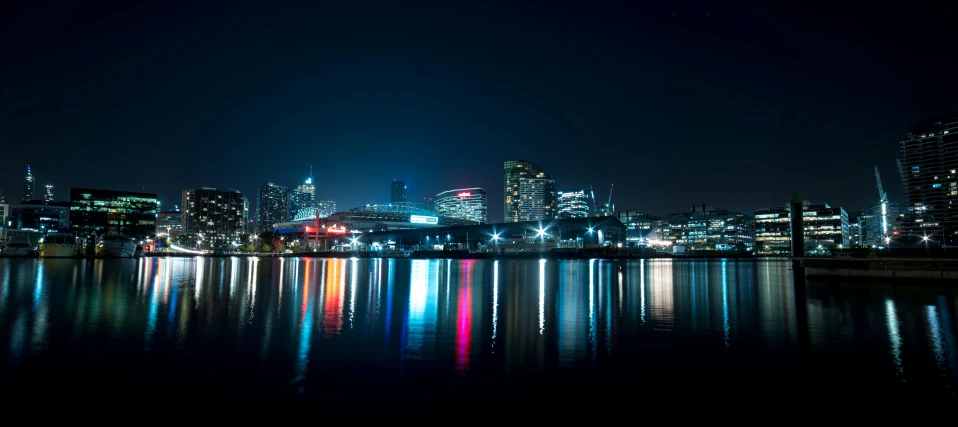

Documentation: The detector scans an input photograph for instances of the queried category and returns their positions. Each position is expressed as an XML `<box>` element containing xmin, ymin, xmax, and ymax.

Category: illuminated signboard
<box><xmin>410</xmin><ymin>215</ymin><xmax>439</xmax><ymax>224</ymax></box>
<box><xmin>327</xmin><ymin>225</ymin><xmax>348</xmax><ymax>234</ymax></box>
<box><xmin>458</xmin><ymin>192</ymin><xmax>471</xmax><ymax>198</ymax></box>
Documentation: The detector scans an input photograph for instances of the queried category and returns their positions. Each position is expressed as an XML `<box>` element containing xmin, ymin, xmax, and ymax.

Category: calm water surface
<box><xmin>1</xmin><ymin>257</ymin><xmax>956</xmax><ymax>403</ymax></box>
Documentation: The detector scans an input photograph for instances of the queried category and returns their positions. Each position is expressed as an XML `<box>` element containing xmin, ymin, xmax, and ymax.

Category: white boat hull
<box><xmin>39</xmin><ymin>243</ymin><xmax>79</xmax><ymax>258</ymax></box>
<box><xmin>96</xmin><ymin>241</ymin><xmax>136</xmax><ymax>258</ymax></box>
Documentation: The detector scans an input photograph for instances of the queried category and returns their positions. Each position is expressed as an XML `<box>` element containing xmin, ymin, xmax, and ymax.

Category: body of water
<box><xmin>1</xmin><ymin>257</ymin><xmax>956</xmax><ymax>403</ymax></box>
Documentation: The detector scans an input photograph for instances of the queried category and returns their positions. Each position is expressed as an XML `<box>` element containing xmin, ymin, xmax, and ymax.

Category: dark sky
<box><xmin>2</xmin><ymin>1</ymin><xmax>956</xmax><ymax>222</ymax></box>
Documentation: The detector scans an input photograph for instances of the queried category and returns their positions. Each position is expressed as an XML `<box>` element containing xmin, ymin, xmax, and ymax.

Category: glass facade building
<box><xmin>897</xmin><ymin>112</ymin><xmax>958</xmax><ymax>244</ymax></box>
<box><xmin>434</xmin><ymin>188</ymin><xmax>488</xmax><ymax>223</ymax></box>
<box><xmin>504</xmin><ymin>160</ymin><xmax>553</xmax><ymax>223</ymax></box>
<box><xmin>518</xmin><ymin>177</ymin><xmax>556</xmax><ymax>222</ymax></box>
<box><xmin>663</xmin><ymin>205</ymin><xmax>754</xmax><ymax>250</ymax></box>
<box><xmin>182</xmin><ymin>188</ymin><xmax>247</xmax><ymax>243</ymax></box>
<box><xmin>10</xmin><ymin>201</ymin><xmax>70</xmax><ymax>234</ymax></box>
<box><xmin>257</xmin><ymin>183</ymin><xmax>289</xmax><ymax>233</ymax></box>
<box><xmin>557</xmin><ymin>189</ymin><xmax>590</xmax><ymax>218</ymax></box>
<box><xmin>755</xmin><ymin>201</ymin><xmax>849</xmax><ymax>251</ymax></box>
<box><xmin>69</xmin><ymin>188</ymin><xmax>159</xmax><ymax>238</ymax></box>
<box><xmin>44</xmin><ymin>184</ymin><xmax>54</xmax><ymax>202</ymax></box>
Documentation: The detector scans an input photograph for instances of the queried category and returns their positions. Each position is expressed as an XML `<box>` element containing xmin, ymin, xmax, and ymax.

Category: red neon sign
<box><xmin>327</xmin><ymin>226</ymin><xmax>347</xmax><ymax>235</ymax></box>
<box><xmin>458</xmin><ymin>192</ymin><xmax>471</xmax><ymax>198</ymax></box>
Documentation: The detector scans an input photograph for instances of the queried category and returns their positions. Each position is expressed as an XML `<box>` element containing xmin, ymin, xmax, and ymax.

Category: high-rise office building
<box><xmin>557</xmin><ymin>189</ymin><xmax>590</xmax><ymax>218</ymax></box>
<box><xmin>23</xmin><ymin>165</ymin><xmax>34</xmax><ymax>202</ymax></box>
<box><xmin>391</xmin><ymin>180</ymin><xmax>406</xmax><ymax>204</ymax></box>
<box><xmin>257</xmin><ymin>183</ymin><xmax>289</xmax><ymax>233</ymax></box>
<box><xmin>316</xmin><ymin>200</ymin><xmax>337</xmax><ymax>218</ymax></box>
<box><xmin>182</xmin><ymin>188</ymin><xmax>247</xmax><ymax>243</ymax></box>
<box><xmin>289</xmin><ymin>178</ymin><xmax>314</xmax><ymax>220</ymax></box>
<box><xmin>859</xmin><ymin>203</ymin><xmax>900</xmax><ymax>247</ymax></box>
<box><xmin>518</xmin><ymin>177</ymin><xmax>557</xmax><ymax>222</ymax></box>
<box><xmin>69</xmin><ymin>188</ymin><xmax>158</xmax><ymax>238</ymax></box>
<box><xmin>897</xmin><ymin>111</ymin><xmax>958</xmax><ymax>243</ymax></box>
<box><xmin>504</xmin><ymin>160</ymin><xmax>553</xmax><ymax>222</ymax></box>
<box><xmin>44</xmin><ymin>184</ymin><xmax>54</xmax><ymax>202</ymax></box>
<box><xmin>297</xmin><ymin>175</ymin><xmax>316</xmax><ymax>204</ymax></box>
<box><xmin>435</xmin><ymin>188</ymin><xmax>487</xmax><ymax>223</ymax></box>
<box><xmin>755</xmin><ymin>201</ymin><xmax>849</xmax><ymax>251</ymax></box>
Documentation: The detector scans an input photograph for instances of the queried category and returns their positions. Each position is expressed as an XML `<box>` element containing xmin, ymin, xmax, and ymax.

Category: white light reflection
<box><xmin>885</xmin><ymin>299</ymin><xmax>904</xmax><ymax>381</ymax></box>
<box><xmin>589</xmin><ymin>259</ymin><xmax>596</xmax><ymax>358</ymax></box>
<box><xmin>539</xmin><ymin>259</ymin><xmax>546</xmax><ymax>335</ymax></box>
<box><xmin>722</xmin><ymin>260</ymin><xmax>729</xmax><ymax>348</ymax></box>
<box><xmin>230</xmin><ymin>257</ymin><xmax>239</xmax><ymax>299</ymax></box>
<box><xmin>618</xmin><ymin>268</ymin><xmax>623</xmax><ymax>318</ymax></box>
<box><xmin>492</xmin><ymin>260</ymin><xmax>499</xmax><ymax>347</ymax></box>
<box><xmin>640</xmin><ymin>261</ymin><xmax>646</xmax><ymax>324</ymax></box>
<box><xmin>249</xmin><ymin>257</ymin><xmax>259</xmax><ymax>315</ymax></box>
<box><xmin>927</xmin><ymin>306</ymin><xmax>946</xmax><ymax>373</ymax></box>
<box><xmin>406</xmin><ymin>260</ymin><xmax>438</xmax><ymax>360</ymax></box>
<box><xmin>194</xmin><ymin>258</ymin><xmax>204</xmax><ymax>308</ymax></box>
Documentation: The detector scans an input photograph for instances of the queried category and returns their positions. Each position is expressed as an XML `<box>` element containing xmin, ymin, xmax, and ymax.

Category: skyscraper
<box><xmin>23</xmin><ymin>165</ymin><xmax>34</xmax><ymax>202</ymax></box>
<box><xmin>435</xmin><ymin>188</ymin><xmax>487</xmax><ymax>223</ymax></box>
<box><xmin>557</xmin><ymin>189</ymin><xmax>590</xmax><ymax>218</ymax></box>
<box><xmin>897</xmin><ymin>111</ymin><xmax>958</xmax><ymax>243</ymax></box>
<box><xmin>257</xmin><ymin>183</ymin><xmax>289</xmax><ymax>233</ymax></box>
<box><xmin>391</xmin><ymin>180</ymin><xmax>406</xmax><ymax>204</ymax></box>
<box><xmin>297</xmin><ymin>174</ymin><xmax>316</xmax><ymax>204</ymax></box>
<box><xmin>518</xmin><ymin>177</ymin><xmax>557</xmax><ymax>221</ymax></box>
<box><xmin>182</xmin><ymin>188</ymin><xmax>247</xmax><ymax>244</ymax></box>
<box><xmin>316</xmin><ymin>200</ymin><xmax>337</xmax><ymax>218</ymax></box>
<box><xmin>504</xmin><ymin>160</ymin><xmax>553</xmax><ymax>222</ymax></box>
<box><xmin>44</xmin><ymin>184</ymin><xmax>54</xmax><ymax>202</ymax></box>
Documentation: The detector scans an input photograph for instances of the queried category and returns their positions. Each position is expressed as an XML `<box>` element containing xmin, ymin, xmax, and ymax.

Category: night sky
<box><xmin>2</xmin><ymin>1</ymin><xmax>956</xmax><ymax>222</ymax></box>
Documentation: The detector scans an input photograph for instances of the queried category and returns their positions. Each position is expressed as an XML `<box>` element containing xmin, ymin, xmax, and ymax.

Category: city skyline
<box><xmin>3</xmin><ymin>3</ymin><xmax>957</xmax><ymax>221</ymax></box>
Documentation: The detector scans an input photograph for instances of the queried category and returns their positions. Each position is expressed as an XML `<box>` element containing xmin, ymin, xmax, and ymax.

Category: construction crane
<box><xmin>589</xmin><ymin>184</ymin><xmax>598</xmax><ymax>216</ymax></box>
<box><xmin>605</xmin><ymin>183</ymin><xmax>614</xmax><ymax>216</ymax></box>
<box><xmin>875</xmin><ymin>166</ymin><xmax>889</xmax><ymax>241</ymax></box>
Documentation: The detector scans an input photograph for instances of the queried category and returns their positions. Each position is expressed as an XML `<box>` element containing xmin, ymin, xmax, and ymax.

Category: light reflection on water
<box><xmin>0</xmin><ymin>257</ymin><xmax>957</xmax><ymax>398</ymax></box>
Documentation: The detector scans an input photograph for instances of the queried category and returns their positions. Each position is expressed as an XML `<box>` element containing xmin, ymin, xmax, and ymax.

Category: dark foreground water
<box><xmin>1</xmin><ymin>257</ymin><xmax>956</xmax><ymax>404</ymax></box>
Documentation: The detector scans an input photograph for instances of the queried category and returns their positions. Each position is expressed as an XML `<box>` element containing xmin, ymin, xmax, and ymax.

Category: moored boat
<box><xmin>39</xmin><ymin>233</ymin><xmax>79</xmax><ymax>258</ymax></box>
<box><xmin>96</xmin><ymin>234</ymin><xmax>136</xmax><ymax>258</ymax></box>
<box><xmin>2</xmin><ymin>234</ymin><xmax>36</xmax><ymax>257</ymax></box>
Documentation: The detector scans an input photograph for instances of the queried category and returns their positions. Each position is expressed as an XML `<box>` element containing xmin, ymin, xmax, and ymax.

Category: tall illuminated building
<box><xmin>557</xmin><ymin>189</ymin><xmax>589</xmax><ymax>218</ymax></box>
<box><xmin>897</xmin><ymin>111</ymin><xmax>958</xmax><ymax>243</ymax></box>
<box><xmin>504</xmin><ymin>160</ymin><xmax>554</xmax><ymax>222</ymax></box>
<box><xmin>182</xmin><ymin>188</ymin><xmax>247</xmax><ymax>243</ymax></box>
<box><xmin>297</xmin><ymin>171</ymin><xmax>316</xmax><ymax>203</ymax></box>
<box><xmin>44</xmin><ymin>184</ymin><xmax>55</xmax><ymax>202</ymax></box>
<box><xmin>435</xmin><ymin>188</ymin><xmax>487</xmax><ymax>223</ymax></box>
<box><xmin>23</xmin><ymin>165</ymin><xmax>34</xmax><ymax>202</ymax></box>
<box><xmin>518</xmin><ymin>177</ymin><xmax>556</xmax><ymax>221</ymax></box>
<box><xmin>289</xmin><ymin>176</ymin><xmax>315</xmax><ymax>220</ymax></box>
<box><xmin>391</xmin><ymin>180</ymin><xmax>406</xmax><ymax>204</ymax></box>
<box><xmin>257</xmin><ymin>183</ymin><xmax>289</xmax><ymax>233</ymax></box>
<box><xmin>69</xmin><ymin>187</ymin><xmax>158</xmax><ymax>238</ymax></box>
